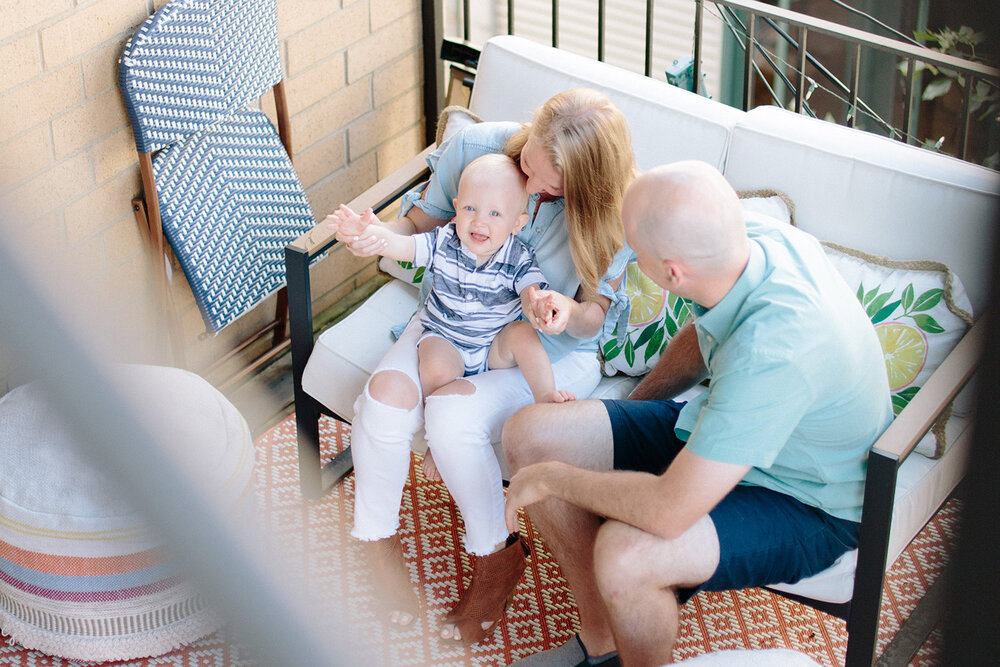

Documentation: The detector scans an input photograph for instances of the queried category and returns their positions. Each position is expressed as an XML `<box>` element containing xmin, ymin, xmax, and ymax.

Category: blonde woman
<box><xmin>331</xmin><ymin>88</ymin><xmax>636</xmax><ymax>644</ymax></box>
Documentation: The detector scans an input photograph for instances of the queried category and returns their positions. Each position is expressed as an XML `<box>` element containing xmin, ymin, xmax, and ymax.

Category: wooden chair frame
<box><xmin>131</xmin><ymin>81</ymin><xmax>297</xmax><ymax>391</ymax></box>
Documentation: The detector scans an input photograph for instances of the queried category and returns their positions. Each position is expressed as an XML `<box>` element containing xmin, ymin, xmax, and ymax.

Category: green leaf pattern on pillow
<box><xmin>395</xmin><ymin>260</ymin><xmax>425</xmax><ymax>284</ymax></box>
<box><xmin>601</xmin><ymin>264</ymin><xmax>693</xmax><ymax>376</ymax></box>
<box><xmin>824</xmin><ymin>241</ymin><xmax>974</xmax><ymax>459</ymax></box>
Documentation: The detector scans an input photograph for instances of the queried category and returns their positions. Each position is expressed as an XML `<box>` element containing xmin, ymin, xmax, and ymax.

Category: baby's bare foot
<box><xmin>421</xmin><ymin>448</ymin><xmax>442</xmax><ymax>482</ymax></box>
<box><xmin>540</xmin><ymin>389</ymin><xmax>576</xmax><ymax>403</ymax></box>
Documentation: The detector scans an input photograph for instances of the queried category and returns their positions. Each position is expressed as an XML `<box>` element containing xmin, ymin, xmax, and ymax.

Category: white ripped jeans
<box><xmin>350</xmin><ymin>317</ymin><xmax>601</xmax><ymax>555</ymax></box>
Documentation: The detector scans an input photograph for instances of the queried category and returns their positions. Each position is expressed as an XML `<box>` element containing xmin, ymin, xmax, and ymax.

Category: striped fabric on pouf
<box><xmin>0</xmin><ymin>365</ymin><xmax>255</xmax><ymax>662</ymax></box>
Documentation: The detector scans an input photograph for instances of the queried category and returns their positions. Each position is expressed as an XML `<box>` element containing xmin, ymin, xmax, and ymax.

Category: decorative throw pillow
<box><xmin>600</xmin><ymin>190</ymin><xmax>795</xmax><ymax>377</ymax></box>
<box><xmin>600</xmin><ymin>263</ymin><xmax>695</xmax><ymax>376</ymax></box>
<box><xmin>822</xmin><ymin>241</ymin><xmax>974</xmax><ymax>458</ymax></box>
<box><xmin>379</xmin><ymin>106</ymin><xmax>483</xmax><ymax>285</ymax></box>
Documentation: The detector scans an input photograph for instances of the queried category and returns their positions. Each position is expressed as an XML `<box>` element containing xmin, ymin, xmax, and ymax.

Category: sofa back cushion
<box><xmin>471</xmin><ymin>35</ymin><xmax>744</xmax><ymax>172</ymax></box>
<box><xmin>724</xmin><ymin>105</ymin><xmax>1000</xmax><ymax>313</ymax></box>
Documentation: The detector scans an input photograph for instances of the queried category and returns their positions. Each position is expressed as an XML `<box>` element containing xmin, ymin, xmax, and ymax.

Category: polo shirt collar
<box><xmin>693</xmin><ymin>240</ymin><xmax>765</xmax><ymax>342</ymax></box>
<box><xmin>446</xmin><ymin>225</ymin><xmax>508</xmax><ymax>270</ymax></box>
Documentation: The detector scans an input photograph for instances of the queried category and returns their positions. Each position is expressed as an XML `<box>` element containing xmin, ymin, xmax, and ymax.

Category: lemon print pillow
<box><xmin>601</xmin><ymin>263</ymin><xmax>694</xmax><ymax>376</ymax></box>
<box><xmin>822</xmin><ymin>241</ymin><xmax>974</xmax><ymax>457</ymax></box>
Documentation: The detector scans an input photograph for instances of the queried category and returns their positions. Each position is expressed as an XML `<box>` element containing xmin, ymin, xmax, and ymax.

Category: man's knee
<box><xmin>367</xmin><ymin>370</ymin><xmax>419</xmax><ymax>410</ymax></box>
<box><xmin>501</xmin><ymin>403</ymin><xmax>550</xmax><ymax>471</ymax></box>
<box><xmin>593</xmin><ymin>520</ymin><xmax>652</xmax><ymax>602</ymax></box>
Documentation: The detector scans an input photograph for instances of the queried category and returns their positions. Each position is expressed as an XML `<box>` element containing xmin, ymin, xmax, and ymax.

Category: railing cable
<box><xmin>708</xmin><ymin>2</ymin><xmax>901</xmax><ymax>137</ymax></box>
<box><xmin>824</xmin><ymin>0</ymin><xmax>924</xmax><ymax>48</ymax></box>
<box><xmin>717</xmin><ymin>4</ymin><xmax>816</xmax><ymax>118</ymax></box>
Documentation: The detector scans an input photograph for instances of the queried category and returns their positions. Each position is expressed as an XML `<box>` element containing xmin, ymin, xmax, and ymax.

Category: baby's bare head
<box><xmin>460</xmin><ymin>153</ymin><xmax>529</xmax><ymax>212</ymax></box>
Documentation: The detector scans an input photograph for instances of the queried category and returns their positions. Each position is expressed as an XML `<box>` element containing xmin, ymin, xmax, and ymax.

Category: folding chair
<box><xmin>119</xmin><ymin>0</ymin><xmax>314</xmax><ymax>387</ymax></box>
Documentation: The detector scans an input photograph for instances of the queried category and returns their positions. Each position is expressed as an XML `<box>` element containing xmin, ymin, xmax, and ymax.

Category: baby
<box><xmin>328</xmin><ymin>153</ymin><xmax>575</xmax><ymax>479</ymax></box>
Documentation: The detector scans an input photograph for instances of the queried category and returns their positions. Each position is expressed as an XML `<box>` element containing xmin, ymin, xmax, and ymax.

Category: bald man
<box><xmin>503</xmin><ymin>161</ymin><xmax>892</xmax><ymax>666</ymax></box>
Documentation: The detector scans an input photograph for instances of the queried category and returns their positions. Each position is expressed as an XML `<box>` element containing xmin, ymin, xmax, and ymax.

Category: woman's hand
<box><xmin>524</xmin><ymin>286</ymin><xmax>574</xmax><ymax>335</ymax></box>
<box><xmin>325</xmin><ymin>205</ymin><xmax>386</xmax><ymax>257</ymax></box>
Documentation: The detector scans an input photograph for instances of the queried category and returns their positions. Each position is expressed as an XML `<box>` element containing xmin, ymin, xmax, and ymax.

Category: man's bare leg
<box><xmin>502</xmin><ymin>400</ymin><xmax>617</xmax><ymax>657</ymax></box>
<box><xmin>592</xmin><ymin>516</ymin><xmax>720</xmax><ymax>666</ymax></box>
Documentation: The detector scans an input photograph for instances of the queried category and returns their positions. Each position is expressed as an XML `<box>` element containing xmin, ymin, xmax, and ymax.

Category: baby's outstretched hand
<box><xmin>325</xmin><ymin>204</ymin><xmax>369</xmax><ymax>238</ymax></box>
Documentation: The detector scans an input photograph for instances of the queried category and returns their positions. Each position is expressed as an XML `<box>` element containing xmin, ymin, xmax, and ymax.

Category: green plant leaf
<box><xmin>603</xmin><ymin>339</ymin><xmax>621</xmax><ymax>359</ymax></box>
<box><xmin>413</xmin><ymin>266</ymin><xmax>425</xmax><ymax>283</ymax></box>
<box><xmin>912</xmin><ymin>313</ymin><xmax>945</xmax><ymax>334</ymax></box>
<box><xmin>912</xmin><ymin>288</ymin><xmax>943</xmax><ymax>311</ymax></box>
<box><xmin>866</xmin><ymin>292</ymin><xmax>893</xmax><ymax>318</ymax></box>
<box><xmin>398</xmin><ymin>260</ymin><xmax>413</xmax><ymax>269</ymax></box>
<box><xmin>901</xmin><ymin>283</ymin><xmax>914</xmax><ymax>311</ymax></box>
<box><xmin>863</xmin><ymin>285</ymin><xmax>879</xmax><ymax>305</ymax></box>
<box><xmin>856</xmin><ymin>283</ymin><xmax>865</xmax><ymax>303</ymax></box>
<box><xmin>645</xmin><ymin>327</ymin><xmax>665</xmax><ymax>363</ymax></box>
<box><xmin>871</xmin><ymin>299</ymin><xmax>901</xmax><ymax>324</ymax></box>
<box><xmin>922</xmin><ymin>77</ymin><xmax>953</xmax><ymax>101</ymax></box>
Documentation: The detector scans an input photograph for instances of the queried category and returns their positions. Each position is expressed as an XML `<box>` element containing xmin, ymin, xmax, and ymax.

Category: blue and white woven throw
<box><xmin>119</xmin><ymin>0</ymin><xmax>315</xmax><ymax>333</ymax></box>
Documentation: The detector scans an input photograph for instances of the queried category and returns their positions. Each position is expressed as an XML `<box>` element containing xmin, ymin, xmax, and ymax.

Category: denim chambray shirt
<box><xmin>400</xmin><ymin>121</ymin><xmax>633</xmax><ymax>363</ymax></box>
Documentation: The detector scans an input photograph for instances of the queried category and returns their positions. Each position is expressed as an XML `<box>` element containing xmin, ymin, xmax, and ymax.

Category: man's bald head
<box><xmin>622</xmin><ymin>161</ymin><xmax>749</xmax><ymax>303</ymax></box>
<box><xmin>624</xmin><ymin>161</ymin><xmax>746</xmax><ymax>269</ymax></box>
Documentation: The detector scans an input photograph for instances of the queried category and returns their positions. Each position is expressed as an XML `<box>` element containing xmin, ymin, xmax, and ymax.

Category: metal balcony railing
<box><xmin>421</xmin><ymin>0</ymin><xmax>1000</xmax><ymax>164</ymax></box>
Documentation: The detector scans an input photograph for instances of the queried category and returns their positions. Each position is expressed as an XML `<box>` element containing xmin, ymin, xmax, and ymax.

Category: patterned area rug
<box><xmin>1</xmin><ymin>415</ymin><xmax>956</xmax><ymax>666</ymax></box>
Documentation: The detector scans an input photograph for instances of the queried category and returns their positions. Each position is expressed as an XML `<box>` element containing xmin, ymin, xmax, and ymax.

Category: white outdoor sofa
<box><xmin>284</xmin><ymin>35</ymin><xmax>999</xmax><ymax>666</ymax></box>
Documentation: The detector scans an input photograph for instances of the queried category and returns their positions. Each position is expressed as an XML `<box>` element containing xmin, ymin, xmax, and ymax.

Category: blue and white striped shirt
<box><xmin>414</xmin><ymin>223</ymin><xmax>547</xmax><ymax>353</ymax></box>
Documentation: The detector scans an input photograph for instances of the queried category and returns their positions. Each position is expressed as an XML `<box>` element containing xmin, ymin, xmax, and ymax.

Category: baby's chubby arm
<box><xmin>326</xmin><ymin>205</ymin><xmax>416</xmax><ymax>263</ymax></box>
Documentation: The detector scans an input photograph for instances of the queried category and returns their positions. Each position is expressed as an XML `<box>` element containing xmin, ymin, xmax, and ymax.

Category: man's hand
<box><xmin>524</xmin><ymin>287</ymin><xmax>573</xmax><ymax>335</ymax></box>
<box><xmin>504</xmin><ymin>462</ymin><xmax>559</xmax><ymax>533</ymax></box>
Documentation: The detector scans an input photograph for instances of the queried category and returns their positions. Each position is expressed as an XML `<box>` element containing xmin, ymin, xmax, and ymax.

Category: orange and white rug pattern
<box><xmin>1</xmin><ymin>415</ymin><xmax>954</xmax><ymax>666</ymax></box>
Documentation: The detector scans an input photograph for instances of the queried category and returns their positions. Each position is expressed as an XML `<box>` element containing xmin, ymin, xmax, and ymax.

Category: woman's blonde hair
<box><xmin>505</xmin><ymin>88</ymin><xmax>636</xmax><ymax>296</ymax></box>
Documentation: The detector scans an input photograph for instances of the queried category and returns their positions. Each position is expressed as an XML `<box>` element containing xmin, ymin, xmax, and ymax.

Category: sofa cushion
<box><xmin>822</xmin><ymin>242</ymin><xmax>974</xmax><ymax>457</ymax></box>
<box><xmin>724</xmin><ymin>105</ymin><xmax>1000</xmax><ymax>314</ymax></box>
<box><xmin>471</xmin><ymin>35</ymin><xmax>744</xmax><ymax>172</ymax></box>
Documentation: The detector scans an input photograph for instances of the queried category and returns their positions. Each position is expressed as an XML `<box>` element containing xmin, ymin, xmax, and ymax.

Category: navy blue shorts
<box><xmin>602</xmin><ymin>398</ymin><xmax>860</xmax><ymax>601</ymax></box>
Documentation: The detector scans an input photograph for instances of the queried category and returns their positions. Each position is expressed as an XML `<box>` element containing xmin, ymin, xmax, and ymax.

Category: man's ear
<box><xmin>513</xmin><ymin>212</ymin><xmax>530</xmax><ymax>235</ymax></box>
<box><xmin>663</xmin><ymin>258</ymin><xmax>684</xmax><ymax>288</ymax></box>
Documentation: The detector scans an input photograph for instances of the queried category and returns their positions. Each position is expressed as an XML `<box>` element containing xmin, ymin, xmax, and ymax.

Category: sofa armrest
<box><xmin>287</xmin><ymin>144</ymin><xmax>436</xmax><ymax>259</ymax></box>
<box><xmin>845</xmin><ymin>316</ymin><xmax>983</xmax><ymax>666</ymax></box>
<box><xmin>284</xmin><ymin>144</ymin><xmax>433</xmax><ymax>498</ymax></box>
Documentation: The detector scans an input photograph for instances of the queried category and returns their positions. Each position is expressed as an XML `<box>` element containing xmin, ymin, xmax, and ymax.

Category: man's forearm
<box><xmin>628</xmin><ymin>322</ymin><xmax>706</xmax><ymax>401</ymax></box>
<box><xmin>530</xmin><ymin>462</ymin><xmax>672</xmax><ymax>535</ymax></box>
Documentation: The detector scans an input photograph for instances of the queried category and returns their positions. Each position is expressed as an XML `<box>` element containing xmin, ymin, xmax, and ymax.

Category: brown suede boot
<box><xmin>442</xmin><ymin>533</ymin><xmax>530</xmax><ymax>645</ymax></box>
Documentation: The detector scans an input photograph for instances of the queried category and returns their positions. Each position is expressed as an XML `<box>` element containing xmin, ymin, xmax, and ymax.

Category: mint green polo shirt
<box><xmin>675</xmin><ymin>217</ymin><xmax>893</xmax><ymax>522</ymax></box>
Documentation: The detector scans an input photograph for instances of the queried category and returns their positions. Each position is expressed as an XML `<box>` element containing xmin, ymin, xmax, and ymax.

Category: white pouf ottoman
<box><xmin>0</xmin><ymin>365</ymin><xmax>255</xmax><ymax>662</ymax></box>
